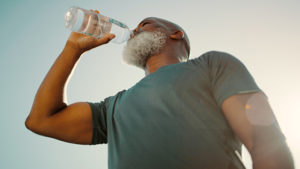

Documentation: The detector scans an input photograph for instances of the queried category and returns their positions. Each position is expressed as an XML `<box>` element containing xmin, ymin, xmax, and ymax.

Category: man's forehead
<box><xmin>142</xmin><ymin>17</ymin><xmax>165</xmax><ymax>22</ymax></box>
<box><xmin>141</xmin><ymin>17</ymin><xmax>177</xmax><ymax>28</ymax></box>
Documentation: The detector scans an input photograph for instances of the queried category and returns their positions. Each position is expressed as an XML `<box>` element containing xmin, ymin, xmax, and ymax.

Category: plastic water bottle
<box><xmin>64</xmin><ymin>6</ymin><xmax>132</xmax><ymax>43</ymax></box>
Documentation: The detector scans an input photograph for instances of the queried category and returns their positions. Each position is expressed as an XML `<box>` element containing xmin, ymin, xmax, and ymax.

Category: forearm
<box><xmin>28</xmin><ymin>43</ymin><xmax>82</xmax><ymax>121</ymax></box>
<box><xmin>250</xmin><ymin>125</ymin><xmax>294</xmax><ymax>169</ymax></box>
<box><xmin>251</xmin><ymin>142</ymin><xmax>294</xmax><ymax>169</ymax></box>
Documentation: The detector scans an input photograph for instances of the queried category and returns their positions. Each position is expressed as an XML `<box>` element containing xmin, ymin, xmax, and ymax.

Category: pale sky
<box><xmin>0</xmin><ymin>0</ymin><xmax>299</xmax><ymax>169</ymax></box>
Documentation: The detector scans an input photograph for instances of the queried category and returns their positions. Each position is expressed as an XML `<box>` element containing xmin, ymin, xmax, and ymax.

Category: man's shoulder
<box><xmin>197</xmin><ymin>50</ymin><xmax>235</xmax><ymax>60</ymax></box>
<box><xmin>102</xmin><ymin>89</ymin><xmax>127</xmax><ymax>106</ymax></box>
<box><xmin>187</xmin><ymin>50</ymin><xmax>234</xmax><ymax>65</ymax></box>
<box><xmin>189</xmin><ymin>50</ymin><xmax>241</xmax><ymax>67</ymax></box>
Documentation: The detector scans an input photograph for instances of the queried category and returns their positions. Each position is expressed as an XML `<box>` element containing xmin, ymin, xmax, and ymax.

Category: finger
<box><xmin>89</xmin><ymin>9</ymin><xmax>100</xmax><ymax>14</ymax></box>
<box><xmin>96</xmin><ymin>34</ymin><xmax>115</xmax><ymax>45</ymax></box>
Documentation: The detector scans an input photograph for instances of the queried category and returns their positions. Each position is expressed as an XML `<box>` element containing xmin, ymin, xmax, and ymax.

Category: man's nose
<box><xmin>133</xmin><ymin>28</ymin><xmax>138</xmax><ymax>34</ymax></box>
<box><xmin>130</xmin><ymin>31</ymin><xmax>134</xmax><ymax>39</ymax></box>
<box><xmin>131</xmin><ymin>28</ymin><xmax>139</xmax><ymax>38</ymax></box>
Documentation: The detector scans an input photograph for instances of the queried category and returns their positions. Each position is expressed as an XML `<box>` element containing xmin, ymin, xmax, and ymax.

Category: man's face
<box><xmin>122</xmin><ymin>18</ymin><xmax>169</xmax><ymax>69</ymax></box>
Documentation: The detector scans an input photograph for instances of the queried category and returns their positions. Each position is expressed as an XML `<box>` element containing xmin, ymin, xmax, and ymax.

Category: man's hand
<box><xmin>66</xmin><ymin>32</ymin><xmax>115</xmax><ymax>54</ymax></box>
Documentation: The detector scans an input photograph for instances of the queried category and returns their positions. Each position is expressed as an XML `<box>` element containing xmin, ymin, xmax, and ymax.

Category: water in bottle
<box><xmin>64</xmin><ymin>6</ymin><xmax>132</xmax><ymax>43</ymax></box>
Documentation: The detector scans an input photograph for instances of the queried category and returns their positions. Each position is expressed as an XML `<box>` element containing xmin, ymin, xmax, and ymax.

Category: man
<box><xmin>25</xmin><ymin>15</ymin><xmax>294</xmax><ymax>169</ymax></box>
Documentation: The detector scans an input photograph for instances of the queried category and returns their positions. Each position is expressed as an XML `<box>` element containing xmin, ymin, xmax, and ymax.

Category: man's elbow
<box><xmin>25</xmin><ymin>114</ymin><xmax>45</xmax><ymax>134</ymax></box>
<box><xmin>25</xmin><ymin>115</ymin><xmax>36</xmax><ymax>132</ymax></box>
<box><xmin>25</xmin><ymin>115</ymin><xmax>33</xmax><ymax>128</ymax></box>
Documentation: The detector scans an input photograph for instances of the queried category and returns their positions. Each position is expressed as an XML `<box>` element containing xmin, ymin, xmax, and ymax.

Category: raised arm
<box><xmin>221</xmin><ymin>92</ymin><xmax>294</xmax><ymax>169</ymax></box>
<box><xmin>25</xmin><ymin>31</ymin><xmax>115</xmax><ymax>144</ymax></box>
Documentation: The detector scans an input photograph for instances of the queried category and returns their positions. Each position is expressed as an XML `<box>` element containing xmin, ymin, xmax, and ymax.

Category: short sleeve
<box><xmin>88</xmin><ymin>100</ymin><xmax>108</xmax><ymax>145</ymax></box>
<box><xmin>204</xmin><ymin>51</ymin><xmax>262</xmax><ymax>107</ymax></box>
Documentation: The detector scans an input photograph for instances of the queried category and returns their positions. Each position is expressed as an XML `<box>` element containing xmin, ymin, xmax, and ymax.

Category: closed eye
<box><xmin>141</xmin><ymin>22</ymin><xmax>150</xmax><ymax>27</ymax></box>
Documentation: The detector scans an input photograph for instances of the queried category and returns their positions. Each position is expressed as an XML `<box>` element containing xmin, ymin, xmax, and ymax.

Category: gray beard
<box><xmin>122</xmin><ymin>31</ymin><xmax>167</xmax><ymax>69</ymax></box>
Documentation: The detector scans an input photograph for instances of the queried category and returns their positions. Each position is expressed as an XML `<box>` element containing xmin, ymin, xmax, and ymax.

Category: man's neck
<box><xmin>145</xmin><ymin>54</ymin><xmax>180</xmax><ymax>75</ymax></box>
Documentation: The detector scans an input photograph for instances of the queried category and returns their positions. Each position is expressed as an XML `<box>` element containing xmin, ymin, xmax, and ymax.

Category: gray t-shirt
<box><xmin>88</xmin><ymin>51</ymin><xmax>261</xmax><ymax>169</ymax></box>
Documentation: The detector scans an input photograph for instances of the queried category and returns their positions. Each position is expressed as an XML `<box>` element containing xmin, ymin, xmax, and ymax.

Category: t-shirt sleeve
<box><xmin>88</xmin><ymin>100</ymin><xmax>109</xmax><ymax>145</ymax></box>
<box><xmin>204</xmin><ymin>51</ymin><xmax>262</xmax><ymax>107</ymax></box>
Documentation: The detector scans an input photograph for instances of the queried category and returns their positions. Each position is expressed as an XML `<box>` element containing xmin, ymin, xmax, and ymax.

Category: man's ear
<box><xmin>170</xmin><ymin>31</ymin><xmax>184</xmax><ymax>40</ymax></box>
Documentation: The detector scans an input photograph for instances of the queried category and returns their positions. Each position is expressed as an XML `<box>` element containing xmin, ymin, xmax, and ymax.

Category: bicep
<box><xmin>221</xmin><ymin>92</ymin><xmax>284</xmax><ymax>153</ymax></box>
<box><xmin>41</xmin><ymin>102</ymin><xmax>93</xmax><ymax>145</ymax></box>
